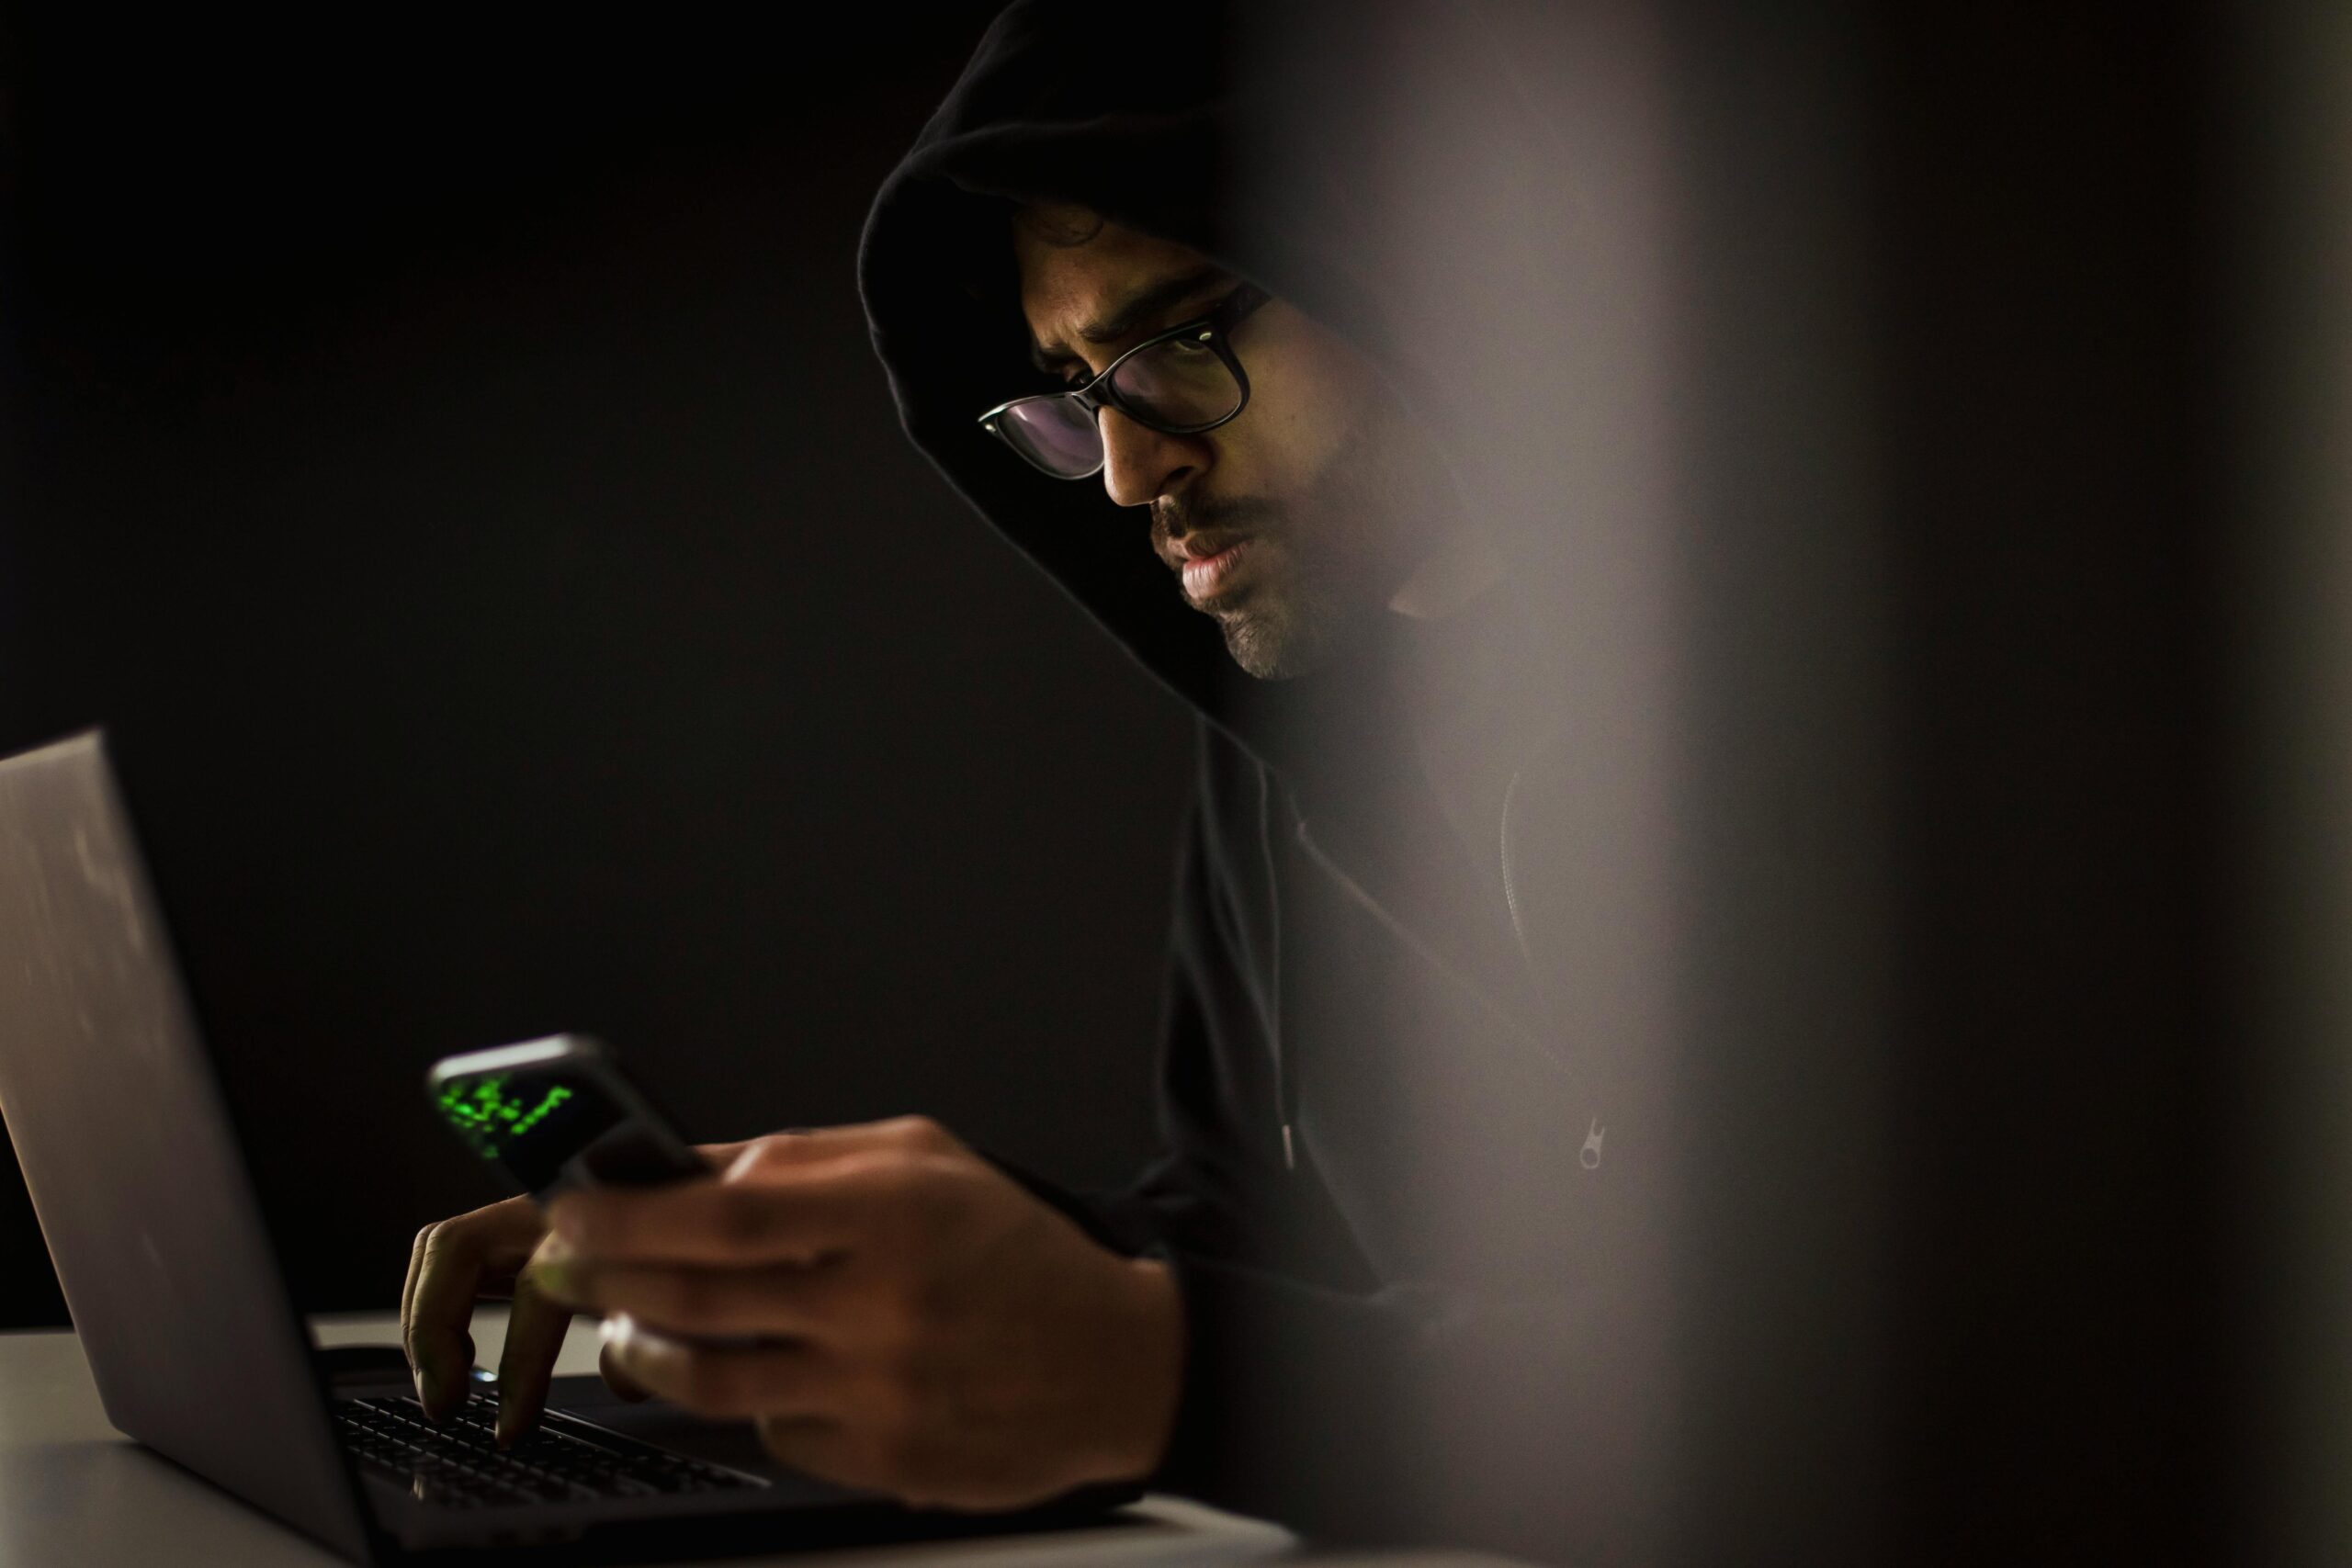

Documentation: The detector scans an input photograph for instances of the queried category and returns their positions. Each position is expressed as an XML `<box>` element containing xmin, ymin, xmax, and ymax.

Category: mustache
<box><xmin>1151</xmin><ymin>494</ymin><xmax>1277</xmax><ymax>552</ymax></box>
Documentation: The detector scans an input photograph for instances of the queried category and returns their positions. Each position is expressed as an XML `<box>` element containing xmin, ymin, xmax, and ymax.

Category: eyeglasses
<box><xmin>977</xmin><ymin>283</ymin><xmax>1272</xmax><ymax>479</ymax></box>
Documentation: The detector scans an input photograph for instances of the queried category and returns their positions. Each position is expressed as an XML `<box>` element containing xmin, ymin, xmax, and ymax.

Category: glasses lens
<box><xmin>996</xmin><ymin>397</ymin><xmax>1102</xmax><ymax>477</ymax></box>
<box><xmin>1110</xmin><ymin>335</ymin><xmax>1243</xmax><ymax>430</ymax></box>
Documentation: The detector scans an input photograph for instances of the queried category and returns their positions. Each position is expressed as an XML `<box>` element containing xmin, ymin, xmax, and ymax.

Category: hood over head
<box><xmin>855</xmin><ymin>0</ymin><xmax>1589</xmax><ymax>818</ymax></box>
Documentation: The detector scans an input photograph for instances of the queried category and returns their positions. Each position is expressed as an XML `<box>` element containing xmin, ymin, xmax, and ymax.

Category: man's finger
<box><xmin>495</xmin><ymin>1247</ymin><xmax>579</xmax><ymax>1447</ymax></box>
<box><xmin>548</xmin><ymin>1156</ymin><xmax>899</xmax><ymax>1267</ymax></box>
<box><xmin>598</xmin><ymin>1314</ymin><xmax>843</xmax><ymax>1420</ymax></box>
<box><xmin>403</xmin><ymin>1222</ymin><xmax>485</xmax><ymax>1416</ymax></box>
<box><xmin>403</xmin><ymin>1210</ymin><xmax>524</xmax><ymax>1417</ymax></box>
<box><xmin>546</xmin><ymin>1258</ymin><xmax>861</xmax><ymax>1341</ymax></box>
<box><xmin>597</xmin><ymin>1338</ymin><xmax>653</xmax><ymax>1404</ymax></box>
<box><xmin>718</xmin><ymin>1118</ymin><xmax>955</xmax><ymax>1179</ymax></box>
<box><xmin>400</xmin><ymin>1225</ymin><xmax>431</xmax><ymax>1355</ymax></box>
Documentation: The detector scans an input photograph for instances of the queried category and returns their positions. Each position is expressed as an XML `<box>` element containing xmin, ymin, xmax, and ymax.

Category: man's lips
<box><xmin>1178</xmin><ymin>536</ymin><xmax>1253</xmax><ymax>602</ymax></box>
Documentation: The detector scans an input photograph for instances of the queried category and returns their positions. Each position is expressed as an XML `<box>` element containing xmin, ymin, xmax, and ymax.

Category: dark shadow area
<box><xmin>0</xmin><ymin>2</ymin><xmax>1193</xmax><ymax>1326</ymax></box>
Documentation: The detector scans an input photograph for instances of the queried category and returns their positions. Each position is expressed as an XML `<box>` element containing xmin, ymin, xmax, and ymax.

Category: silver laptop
<box><xmin>0</xmin><ymin>729</ymin><xmax>1136</xmax><ymax>1560</ymax></box>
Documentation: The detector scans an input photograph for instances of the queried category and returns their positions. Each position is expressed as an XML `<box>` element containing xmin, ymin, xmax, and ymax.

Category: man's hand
<box><xmin>533</xmin><ymin>1116</ymin><xmax>1185</xmax><ymax>1511</ymax></box>
<box><xmin>400</xmin><ymin>1142</ymin><xmax>752</xmax><ymax>1445</ymax></box>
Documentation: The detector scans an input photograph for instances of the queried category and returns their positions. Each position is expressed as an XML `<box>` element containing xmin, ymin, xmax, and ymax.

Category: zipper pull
<box><xmin>1281</xmin><ymin>1122</ymin><xmax>1296</xmax><ymax>1170</ymax></box>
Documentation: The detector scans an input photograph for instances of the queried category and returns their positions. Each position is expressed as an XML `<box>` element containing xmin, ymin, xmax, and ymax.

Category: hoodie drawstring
<box><xmin>1258</xmin><ymin>764</ymin><xmax>1296</xmax><ymax>1170</ymax></box>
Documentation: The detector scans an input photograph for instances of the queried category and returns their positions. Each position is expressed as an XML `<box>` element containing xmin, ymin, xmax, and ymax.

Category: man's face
<box><xmin>1013</xmin><ymin>205</ymin><xmax>1458</xmax><ymax>681</ymax></box>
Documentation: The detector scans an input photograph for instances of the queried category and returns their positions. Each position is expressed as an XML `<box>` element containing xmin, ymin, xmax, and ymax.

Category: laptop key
<box><xmin>337</xmin><ymin>1393</ymin><xmax>764</xmax><ymax>1509</ymax></box>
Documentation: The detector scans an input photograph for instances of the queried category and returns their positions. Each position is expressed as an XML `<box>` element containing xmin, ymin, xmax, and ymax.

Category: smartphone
<box><xmin>424</xmin><ymin>1034</ymin><xmax>706</xmax><ymax>1201</ymax></box>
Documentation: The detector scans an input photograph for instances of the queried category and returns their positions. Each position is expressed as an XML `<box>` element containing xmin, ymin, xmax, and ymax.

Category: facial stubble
<box><xmin>1174</xmin><ymin>418</ymin><xmax>1425</xmax><ymax>682</ymax></box>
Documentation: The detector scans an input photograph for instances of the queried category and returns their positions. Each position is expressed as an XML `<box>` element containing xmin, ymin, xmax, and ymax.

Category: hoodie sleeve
<box><xmin>983</xmin><ymin>726</ymin><xmax>1672</xmax><ymax>1566</ymax></box>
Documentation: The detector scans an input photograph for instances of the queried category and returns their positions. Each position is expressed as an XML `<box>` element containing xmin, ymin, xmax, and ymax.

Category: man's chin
<box><xmin>1198</xmin><ymin>568</ymin><xmax>1381</xmax><ymax>681</ymax></box>
<box><xmin>1218</xmin><ymin>603</ymin><xmax>1339</xmax><ymax>682</ymax></box>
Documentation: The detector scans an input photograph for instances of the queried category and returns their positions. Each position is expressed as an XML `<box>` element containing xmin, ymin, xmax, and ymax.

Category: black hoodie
<box><xmin>858</xmin><ymin>4</ymin><xmax>1679</xmax><ymax>1562</ymax></box>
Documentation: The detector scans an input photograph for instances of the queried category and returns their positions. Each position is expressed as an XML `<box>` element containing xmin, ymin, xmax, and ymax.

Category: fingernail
<box><xmin>413</xmin><ymin>1369</ymin><xmax>428</xmax><ymax>1409</ymax></box>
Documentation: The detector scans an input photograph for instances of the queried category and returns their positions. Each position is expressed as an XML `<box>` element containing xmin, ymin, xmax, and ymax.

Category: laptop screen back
<box><xmin>0</xmin><ymin>732</ymin><xmax>372</xmax><ymax>1562</ymax></box>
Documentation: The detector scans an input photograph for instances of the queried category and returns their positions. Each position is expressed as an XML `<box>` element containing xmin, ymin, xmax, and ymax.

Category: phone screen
<box><xmin>430</xmin><ymin>1053</ymin><xmax>703</xmax><ymax>1198</ymax></box>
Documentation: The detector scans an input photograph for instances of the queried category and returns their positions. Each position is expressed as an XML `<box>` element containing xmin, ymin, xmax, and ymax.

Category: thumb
<box><xmin>598</xmin><ymin>1335</ymin><xmax>653</xmax><ymax>1403</ymax></box>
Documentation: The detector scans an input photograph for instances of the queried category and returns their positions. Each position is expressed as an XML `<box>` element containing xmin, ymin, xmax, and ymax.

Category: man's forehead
<box><xmin>1014</xmin><ymin>215</ymin><xmax>1229</xmax><ymax>361</ymax></box>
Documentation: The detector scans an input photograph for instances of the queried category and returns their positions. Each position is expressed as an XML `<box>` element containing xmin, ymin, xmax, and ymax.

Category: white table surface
<box><xmin>0</xmin><ymin>1308</ymin><xmax>1527</xmax><ymax>1568</ymax></box>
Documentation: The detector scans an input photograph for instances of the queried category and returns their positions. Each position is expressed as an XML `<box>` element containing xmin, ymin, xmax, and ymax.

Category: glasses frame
<box><xmin>977</xmin><ymin>282</ymin><xmax>1272</xmax><ymax>479</ymax></box>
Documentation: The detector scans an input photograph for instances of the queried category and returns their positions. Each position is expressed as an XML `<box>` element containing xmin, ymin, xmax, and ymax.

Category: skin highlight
<box><xmin>1013</xmin><ymin>202</ymin><xmax>1475</xmax><ymax>680</ymax></box>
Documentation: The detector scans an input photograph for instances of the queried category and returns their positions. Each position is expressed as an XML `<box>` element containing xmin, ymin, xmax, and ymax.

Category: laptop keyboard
<box><xmin>334</xmin><ymin>1393</ymin><xmax>768</xmax><ymax>1510</ymax></box>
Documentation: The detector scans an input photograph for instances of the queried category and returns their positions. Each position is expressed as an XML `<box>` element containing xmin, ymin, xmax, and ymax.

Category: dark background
<box><xmin>0</xmin><ymin>3</ymin><xmax>2334</xmax><ymax>1560</ymax></box>
<box><xmin>0</xmin><ymin>3</ymin><xmax>1193</xmax><ymax>1326</ymax></box>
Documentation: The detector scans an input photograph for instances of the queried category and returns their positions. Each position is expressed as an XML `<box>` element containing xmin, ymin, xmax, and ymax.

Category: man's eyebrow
<box><xmin>1028</xmin><ymin>265</ymin><xmax>1231</xmax><ymax>374</ymax></box>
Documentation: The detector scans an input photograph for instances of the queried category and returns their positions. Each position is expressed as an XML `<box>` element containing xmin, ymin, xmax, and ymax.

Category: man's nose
<box><xmin>1098</xmin><ymin>407</ymin><xmax>1204</xmax><ymax>508</ymax></box>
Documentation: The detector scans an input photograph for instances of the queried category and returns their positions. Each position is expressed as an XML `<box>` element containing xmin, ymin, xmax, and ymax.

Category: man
<box><xmin>402</xmin><ymin>4</ymin><xmax>1671</xmax><ymax>1561</ymax></box>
